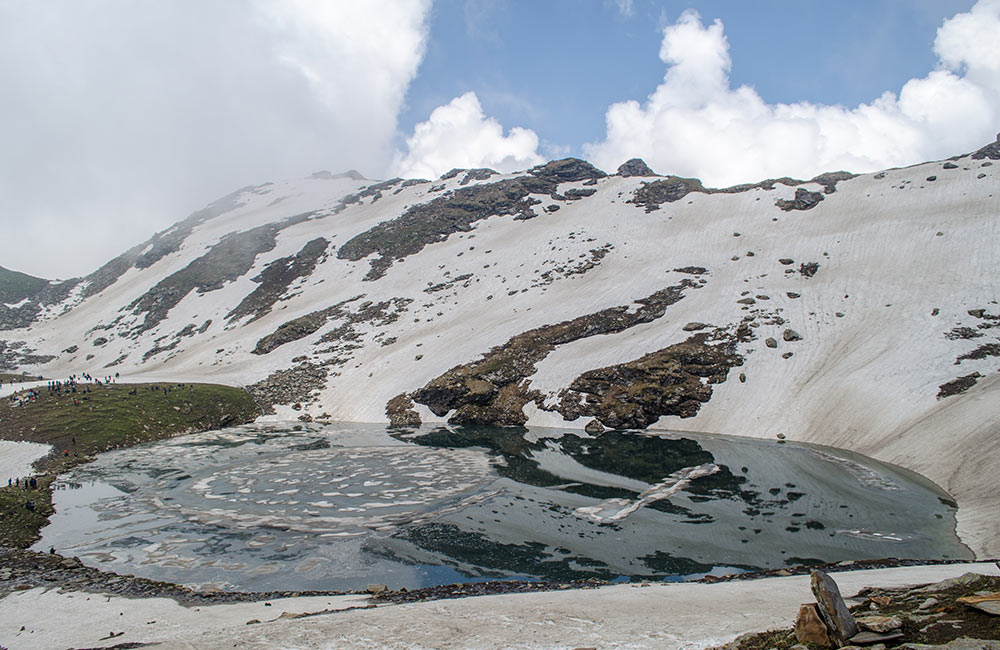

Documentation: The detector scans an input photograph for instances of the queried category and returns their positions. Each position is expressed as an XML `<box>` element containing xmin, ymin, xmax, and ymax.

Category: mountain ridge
<box><xmin>2</xmin><ymin>139</ymin><xmax>999</xmax><ymax>557</ymax></box>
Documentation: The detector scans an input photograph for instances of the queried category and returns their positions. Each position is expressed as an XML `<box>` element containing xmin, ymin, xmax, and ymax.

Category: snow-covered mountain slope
<box><xmin>3</xmin><ymin>141</ymin><xmax>999</xmax><ymax>557</ymax></box>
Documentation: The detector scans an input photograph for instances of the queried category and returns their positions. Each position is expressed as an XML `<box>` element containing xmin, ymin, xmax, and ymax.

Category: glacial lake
<box><xmin>36</xmin><ymin>422</ymin><xmax>971</xmax><ymax>592</ymax></box>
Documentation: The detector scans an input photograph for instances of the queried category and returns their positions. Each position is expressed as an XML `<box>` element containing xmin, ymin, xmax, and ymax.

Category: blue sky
<box><xmin>0</xmin><ymin>0</ymin><xmax>996</xmax><ymax>278</ymax></box>
<box><xmin>401</xmin><ymin>0</ymin><xmax>975</xmax><ymax>159</ymax></box>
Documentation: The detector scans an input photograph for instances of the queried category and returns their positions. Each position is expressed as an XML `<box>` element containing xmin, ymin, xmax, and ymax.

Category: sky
<box><xmin>1</xmin><ymin>0</ymin><xmax>997</xmax><ymax>280</ymax></box>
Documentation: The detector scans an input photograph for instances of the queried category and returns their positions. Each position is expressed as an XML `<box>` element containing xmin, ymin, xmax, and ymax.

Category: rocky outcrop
<box><xmin>553</xmin><ymin>332</ymin><xmax>742</xmax><ymax>429</ymax></box>
<box><xmin>410</xmin><ymin>282</ymin><xmax>695</xmax><ymax>426</ymax></box>
<box><xmin>386</xmin><ymin>393</ymin><xmax>421</xmax><ymax>427</ymax></box>
<box><xmin>617</xmin><ymin>158</ymin><xmax>658</xmax><ymax>177</ymax></box>
<box><xmin>776</xmin><ymin>188</ymin><xmax>825</xmax><ymax>211</ymax></box>
<box><xmin>252</xmin><ymin>295</ymin><xmax>363</xmax><ymax>355</ymax></box>
<box><xmin>226</xmin><ymin>237</ymin><xmax>330</xmax><ymax>324</ymax></box>
<box><xmin>245</xmin><ymin>361</ymin><xmax>329</xmax><ymax>413</ymax></box>
<box><xmin>630</xmin><ymin>176</ymin><xmax>707</xmax><ymax>211</ymax></box>
<box><xmin>337</xmin><ymin>158</ymin><xmax>606</xmax><ymax>280</ymax></box>
<box><xmin>971</xmin><ymin>134</ymin><xmax>1000</xmax><ymax>160</ymax></box>
<box><xmin>128</xmin><ymin>212</ymin><xmax>314</xmax><ymax>334</ymax></box>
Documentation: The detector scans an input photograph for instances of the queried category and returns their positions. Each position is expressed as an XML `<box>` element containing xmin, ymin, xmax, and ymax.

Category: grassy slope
<box><xmin>0</xmin><ymin>381</ymin><xmax>260</xmax><ymax>548</ymax></box>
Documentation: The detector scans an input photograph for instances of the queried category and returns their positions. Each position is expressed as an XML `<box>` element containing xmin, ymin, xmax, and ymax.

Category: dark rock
<box><xmin>683</xmin><ymin>322</ymin><xmax>708</xmax><ymax>331</ymax></box>
<box><xmin>617</xmin><ymin>158</ymin><xmax>658</xmax><ymax>177</ymax></box>
<box><xmin>783</xmin><ymin>329</ymin><xmax>802</xmax><ymax>342</ymax></box>
<box><xmin>765</xmin><ymin>338</ymin><xmax>778</xmax><ymax>348</ymax></box>
<box><xmin>938</xmin><ymin>372</ymin><xmax>982</xmax><ymax>399</ymax></box>
<box><xmin>779</xmin><ymin>258</ymin><xmax>795</xmax><ymax>265</ymax></box>
<box><xmin>799</xmin><ymin>262</ymin><xmax>820</xmax><ymax>278</ymax></box>
<box><xmin>926</xmin><ymin>176</ymin><xmax>937</xmax><ymax>182</ymax></box>
<box><xmin>584</xmin><ymin>419</ymin><xmax>605</xmax><ymax>434</ymax></box>
<box><xmin>811</xmin><ymin>569</ymin><xmax>859</xmax><ymax>646</ymax></box>
<box><xmin>786</xmin><ymin>292</ymin><xmax>801</xmax><ymax>299</ymax></box>
<box><xmin>970</xmin><ymin>134</ymin><xmax>1000</xmax><ymax>160</ymax></box>
<box><xmin>776</xmin><ymin>188</ymin><xmax>825</xmax><ymax>211</ymax></box>
<box><xmin>943</xmin><ymin>162</ymin><xmax>959</xmax><ymax>169</ymax></box>
<box><xmin>385</xmin><ymin>393</ymin><xmax>422</xmax><ymax>427</ymax></box>
<box><xmin>631</xmin><ymin>176</ymin><xmax>706</xmax><ymax>211</ymax></box>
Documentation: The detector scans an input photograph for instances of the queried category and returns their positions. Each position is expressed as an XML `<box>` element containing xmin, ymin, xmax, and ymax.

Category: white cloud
<box><xmin>585</xmin><ymin>2</ymin><xmax>1000</xmax><ymax>186</ymax></box>
<box><xmin>391</xmin><ymin>91</ymin><xmax>544</xmax><ymax>180</ymax></box>
<box><xmin>0</xmin><ymin>0</ymin><xmax>430</xmax><ymax>278</ymax></box>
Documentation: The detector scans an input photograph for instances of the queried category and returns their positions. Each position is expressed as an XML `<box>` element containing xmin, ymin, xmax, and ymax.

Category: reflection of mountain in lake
<box><xmin>37</xmin><ymin>423</ymin><xmax>970</xmax><ymax>591</ymax></box>
<box><xmin>370</xmin><ymin>426</ymin><xmax>967</xmax><ymax>582</ymax></box>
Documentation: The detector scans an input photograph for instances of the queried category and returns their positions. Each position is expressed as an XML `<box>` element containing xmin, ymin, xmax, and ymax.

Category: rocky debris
<box><xmin>783</xmin><ymin>329</ymin><xmax>802</xmax><ymax>342</ymax></box>
<box><xmin>0</xmin><ymin>547</ymin><xmax>347</xmax><ymax>605</ymax></box>
<box><xmin>555</xmin><ymin>331</ymin><xmax>743</xmax><ymax>429</ymax></box>
<box><xmin>957</xmin><ymin>593</ymin><xmax>1000</xmax><ymax>616</ymax></box>
<box><xmin>617</xmin><ymin>158</ymin><xmax>658</xmax><ymax>177</ymax></box>
<box><xmin>252</xmin><ymin>295</ymin><xmax>363</xmax><ymax>355</ymax></box>
<box><xmin>386</xmin><ymin>393</ymin><xmax>422</xmax><ymax>427</ymax></box>
<box><xmin>955</xmin><ymin>343</ymin><xmax>1000</xmax><ymax>363</ymax></box>
<box><xmin>674</xmin><ymin>266</ymin><xmax>709</xmax><ymax>275</ymax></box>
<box><xmin>584</xmin><ymin>419</ymin><xmax>605</xmax><ymax>434</ymax></box>
<box><xmin>371</xmin><ymin>578</ymin><xmax>605</xmax><ymax>605</ymax></box>
<box><xmin>410</xmin><ymin>281</ymin><xmax>695</xmax><ymax>426</ymax></box>
<box><xmin>459</xmin><ymin>168</ymin><xmax>497</xmax><ymax>185</ymax></box>
<box><xmin>0</xmin><ymin>340</ymin><xmax>55</xmax><ymax>371</ymax></box>
<box><xmin>564</xmin><ymin>188</ymin><xmax>597</xmax><ymax>200</ymax></box>
<box><xmin>226</xmin><ymin>237</ymin><xmax>330</xmax><ymax>324</ymax></box>
<box><xmin>630</xmin><ymin>176</ymin><xmax>707</xmax><ymax>211</ymax></box>
<box><xmin>857</xmin><ymin>615</ymin><xmax>904</xmax><ymax>633</ymax></box>
<box><xmin>800</xmin><ymin>262</ymin><xmax>820</xmax><ymax>278</ymax></box>
<box><xmin>338</xmin><ymin>158</ymin><xmax>605</xmax><ymax>279</ymax></box>
<box><xmin>684</xmin><ymin>322</ymin><xmax>709</xmax><ymax>331</ymax></box>
<box><xmin>810</xmin><ymin>171</ymin><xmax>857</xmax><ymax>194</ymax></box>
<box><xmin>945</xmin><ymin>327</ymin><xmax>984</xmax><ymax>341</ymax></box>
<box><xmin>424</xmin><ymin>273</ymin><xmax>474</xmax><ymax>294</ymax></box>
<box><xmin>937</xmin><ymin>372</ymin><xmax>981</xmax><ymax>399</ymax></box>
<box><xmin>811</xmin><ymin>569</ymin><xmax>860</xmax><ymax>646</ymax></box>
<box><xmin>971</xmin><ymin>134</ymin><xmax>1000</xmax><ymax>160</ymax></box>
<box><xmin>128</xmin><ymin>212</ymin><xmax>314</xmax><ymax>334</ymax></box>
<box><xmin>246</xmin><ymin>362</ymin><xmax>328</xmax><ymax>413</ymax></box>
<box><xmin>776</xmin><ymin>188</ymin><xmax>825</xmax><ymax>211</ymax></box>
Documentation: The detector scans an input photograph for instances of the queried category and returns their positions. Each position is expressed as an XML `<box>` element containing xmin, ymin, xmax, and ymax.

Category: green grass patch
<box><xmin>0</xmin><ymin>381</ymin><xmax>260</xmax><ymax>547</ymax></box>
<box><xmin>0</xmin><ymin>373</ymin><xmax>44</xmax><ymax>383</ymax></box>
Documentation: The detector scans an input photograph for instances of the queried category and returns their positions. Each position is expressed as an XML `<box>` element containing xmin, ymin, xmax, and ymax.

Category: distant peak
<box><xmin>311</xmin><ymin>170</ymin><xmax>366</xmax><ymax>181</ymax></box>
<box><xmin>617</xmin><ymin>158</ymin><xmax>658</xmax><ymax>177</ymax></box>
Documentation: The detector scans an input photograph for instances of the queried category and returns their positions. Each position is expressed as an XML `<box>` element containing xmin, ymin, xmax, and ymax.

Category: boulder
<box><xmin>794</xmin><ymin>602</ymin><xmax>831</xmax><ymax>646</ymax></box>
<box><xmin>584</xmin><ymin>419</ymin><xmax>605</xmax><ymax>434</ymax></box>
<box><xmin>810</xmin><ymin>569</ymin><xmax>859</xmax><ymax>646</ymax></box>
<box><xmin>783</xmin><ymin>329</ymin><xmax>802</xmax><ymax>342</ymax></box>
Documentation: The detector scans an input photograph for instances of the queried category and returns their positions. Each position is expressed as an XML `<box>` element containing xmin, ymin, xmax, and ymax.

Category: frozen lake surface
<box><xmin>37</xmin><ymin>423</ymin><xmax>971</xmax><ymax>592</ymax></box>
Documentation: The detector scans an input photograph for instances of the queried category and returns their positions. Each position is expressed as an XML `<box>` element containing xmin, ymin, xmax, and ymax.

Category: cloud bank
<box><xmin>390</xmin><ymin>92</ymin><xmax>544</xmax><ymax>180</ymax></box>
<box><xmin>583</xmin><ymin>1</ymin><xmax>1000</xmax><ymax>185</ymax></box>
<box><xmin>0</xmin><ymin>0</ymin><xmax>430</xmax><ymax>278</ymax></box>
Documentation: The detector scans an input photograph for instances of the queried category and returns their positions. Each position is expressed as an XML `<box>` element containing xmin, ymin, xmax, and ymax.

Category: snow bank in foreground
<box><xmin>0</xmin><ymin>441</ymin><xmax>51</xmax><ymax>482</ymax></box>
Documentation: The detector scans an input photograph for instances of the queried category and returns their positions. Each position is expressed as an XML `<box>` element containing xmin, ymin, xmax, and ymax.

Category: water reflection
<box><xmin>36</xmin><ymin>423</ymin><xmax>970</xmax><ymax>591</ymax></box>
